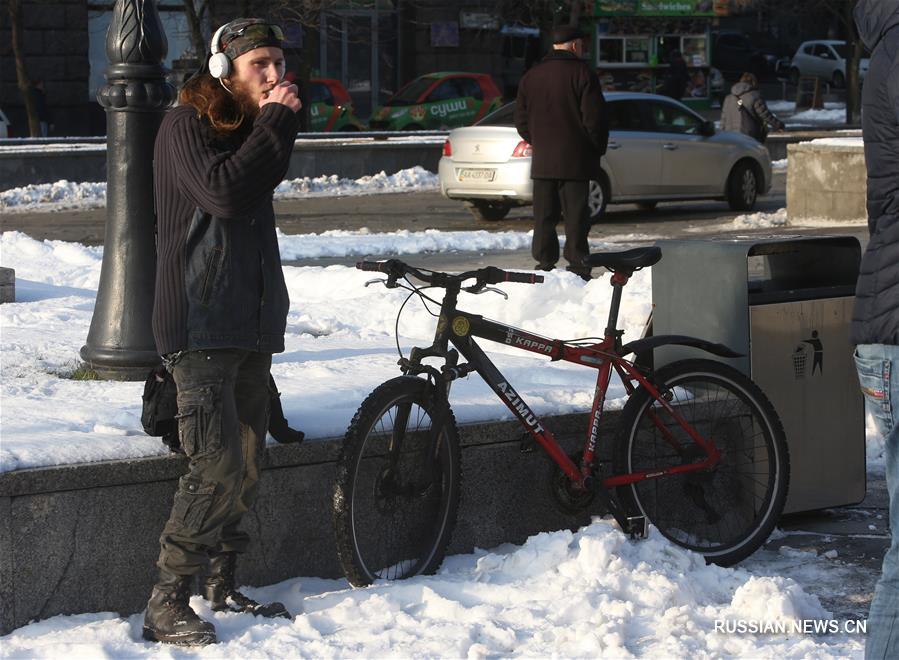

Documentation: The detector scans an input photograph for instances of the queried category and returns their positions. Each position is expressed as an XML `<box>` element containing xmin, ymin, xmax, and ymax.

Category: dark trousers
<box><xmin>157</xmin><ymin>348</ymin><xmax>272</xmax><ymax>576</ymax></box>
<box><xmin>532</xmin><ymin>178</ymin><xmax>591</xmax><ymax>275</ymax></box>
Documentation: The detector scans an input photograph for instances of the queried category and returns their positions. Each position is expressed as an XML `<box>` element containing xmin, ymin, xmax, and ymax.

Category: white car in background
<box><xmin>438</xmin><ymin>93</ymin><xmax>772</xmax><ymax>222</ymax></box>
<box><xmin>788</xmin><ymin>40</ymin><xmax>869</xmax><ymax>88</ymax></box>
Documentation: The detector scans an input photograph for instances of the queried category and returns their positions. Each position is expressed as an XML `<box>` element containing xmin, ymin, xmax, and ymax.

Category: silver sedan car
<box><xmin>438</xmin><ymin>92</ymin><xmax>772</xmax><ymax>222</ymax></box>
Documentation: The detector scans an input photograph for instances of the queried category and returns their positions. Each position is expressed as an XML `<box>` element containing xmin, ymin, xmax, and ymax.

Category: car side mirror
<box><xmin>701</xmin><ymin>120</ymin><xmax>715</xmax><ymax>137</ymax></box>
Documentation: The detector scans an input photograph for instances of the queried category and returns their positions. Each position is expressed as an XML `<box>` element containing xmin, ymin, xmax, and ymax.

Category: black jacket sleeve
<box><xmin>514</xmin><ymin>78</ymin><xmax>532</xmax><ymax>144</ymax></box>
<box><xmin>169</xmin><ymin>103</ymin><xmax>300</xmax><ymax>218</ymax></box>
<box><xmin>752</xmin><ymin>97</ymin><xmax>785</xmax><ymax>131</ymax></box>
<box><xmin>581</xmin><ymin>70</ymin><xmax>609</xmax><ymax>156</ymax></box>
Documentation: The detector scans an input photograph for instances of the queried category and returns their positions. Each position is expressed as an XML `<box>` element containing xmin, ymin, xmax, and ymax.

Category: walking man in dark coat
<box><xmin>514</xmin><ymin>26</ymin><xmax>609</xmax><ymax>280</ymax></box>
<box><xmin>143</xmin><ymin>18</ymin><xmax>301</xmax><ymax>646</ymax></box>
<box><xmin>852</xmin><ymin>2</ymin><xmax>899</xmax><ymax>658</ymax></box>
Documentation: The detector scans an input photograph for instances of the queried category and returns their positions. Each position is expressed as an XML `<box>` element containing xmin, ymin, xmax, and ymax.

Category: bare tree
<box><xmin>8</xmin><ymin>0</ymin><xmax>39</xmax><ymax>136</ymax></box>
<box><xmin>181</xmin><ymin>0</ymin><xmax>211</xmax><ymax>59</ymax></box>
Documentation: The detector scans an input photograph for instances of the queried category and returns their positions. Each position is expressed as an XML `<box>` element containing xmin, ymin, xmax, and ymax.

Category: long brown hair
<box><xmin>178</xmin><ymin>73</ymin><xmax>245</xmax><ymax>134</ymax></box>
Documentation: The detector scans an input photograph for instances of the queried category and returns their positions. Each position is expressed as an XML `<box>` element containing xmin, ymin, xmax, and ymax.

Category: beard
<box><xmin>228</xmin><ymin>78</ymin><xmax>261</xmax><ymax>120</ymax></box>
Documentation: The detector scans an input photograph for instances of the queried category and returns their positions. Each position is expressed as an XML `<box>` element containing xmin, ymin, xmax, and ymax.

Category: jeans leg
<box><xmin>531</xmin><ymin>179</ymin><xmax>561</xmax><ymax>268</ymax></box>
<box><xmin>855</xmin><ymin>344</ymin><xmax>899</xmax><ymax>660</ymax></box>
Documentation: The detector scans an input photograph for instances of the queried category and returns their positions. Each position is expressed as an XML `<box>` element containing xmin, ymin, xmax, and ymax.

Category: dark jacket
<box><xmin>152</xmin><ymin>102</ymin><xmax>299</xmax><ymax>356</ymax></box>
<box><xmin>852</xmin><ymin>0</ymin><xmax>899</xmax><ymax>345</ymax></box>
<box><xmin>659</xmin><ymin>56</ymin><xmax>689</xmax><ymax>99</ymax></box>
<box><xmin>514</xmin><ymin>50</ymin><xmax>608</xmax><ymax>180</ymax></box>
<box><xmin>720</xmin><ymin>81</ymin><xmax>785</xmax><ymax>142</ymax></box>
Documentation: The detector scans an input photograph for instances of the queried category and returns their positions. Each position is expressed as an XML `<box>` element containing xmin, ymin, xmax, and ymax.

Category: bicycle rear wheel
<box><xmin>613</xmin><ymin>359</ymin><xmax>789</xmax><ymax>566</ymax></box>
<box><xmin>333</xmin><ymin>376</ymin><xmax>462</xmax><ymax>587</ymax></box>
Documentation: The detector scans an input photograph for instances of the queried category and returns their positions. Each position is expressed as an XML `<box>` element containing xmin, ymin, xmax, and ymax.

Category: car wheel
<box><xmin>588</xmin><ymin>175</ymin><xmax>610</xmax><ymax>224</ymax></box>
<box><xmin>789</xmin><ymin>67</ymin><xmax>800</xmax><ymax>86</ymax></box>
<box><xmin>636</xmin><ymin>201</ymin><xmax>658</xmax><ymax>211</ymax></box>
<box><xmin>832</xmin><ymin>70</ymin><xmax>845</xmax><ymax>88</ymax></box>
<box><xmin>727</xmin><ymin>161</ymin><xmax>759</xmax><ymax>212</ymax></box>
<box><xmin>468</xmin><ymin>200</ymin><xmax>512</xmax><ymax>222</ymax></box>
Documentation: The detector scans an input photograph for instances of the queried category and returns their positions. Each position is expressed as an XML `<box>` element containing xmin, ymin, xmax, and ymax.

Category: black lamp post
<box><xmin>80</xmin><ymin>0</ymin><xmax>175</xmax><ymax>380</ymax></box>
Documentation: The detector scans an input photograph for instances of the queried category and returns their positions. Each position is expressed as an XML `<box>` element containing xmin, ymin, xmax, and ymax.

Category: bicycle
<box><xmin>332</xmin><ymin>248</ymin><xmax>789</xmax><ymax>587</ymax></box>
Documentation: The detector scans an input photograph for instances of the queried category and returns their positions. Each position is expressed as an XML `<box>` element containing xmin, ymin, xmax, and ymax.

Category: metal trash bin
<box><xmin>651</xmin><ymin>235</ymin><xmax>864</xmax><ymax>514</ymax></box>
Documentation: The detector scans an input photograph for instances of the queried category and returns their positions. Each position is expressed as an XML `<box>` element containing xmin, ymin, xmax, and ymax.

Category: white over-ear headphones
<box><xmin>208</xmin><ymin>24</ymin><xmax>231</xmax><ymax>79</ymax></box>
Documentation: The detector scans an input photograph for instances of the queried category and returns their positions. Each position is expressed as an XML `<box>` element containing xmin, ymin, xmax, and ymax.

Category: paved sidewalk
<box><xmin>749</xmin><ymin>469</ymin><xmax>889</xmax><ymax>622</ymax></box>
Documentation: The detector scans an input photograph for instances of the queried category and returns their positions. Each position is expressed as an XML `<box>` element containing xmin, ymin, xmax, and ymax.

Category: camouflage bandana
<box><xmin>218</xmin><ymin>19</ymin><xmax>284</xmax><ymax>61</ymax></box>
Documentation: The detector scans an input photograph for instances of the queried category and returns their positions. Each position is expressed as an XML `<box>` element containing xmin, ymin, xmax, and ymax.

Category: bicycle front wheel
<box><xmin>613</xmin><ymin>359</ymin><xmax>789</xmax><ymax>566</ymax></box>
<box><xmin>333</xmin><ymin>376</ymin><xmax>462</xmax><ymax>587</ymax></box>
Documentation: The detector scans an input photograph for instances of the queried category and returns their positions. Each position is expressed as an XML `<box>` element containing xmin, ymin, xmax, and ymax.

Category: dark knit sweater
<box><xmin>152</xmin><ymin>102</ymin><xmax>299</xmax><ymax>355</ymax></box>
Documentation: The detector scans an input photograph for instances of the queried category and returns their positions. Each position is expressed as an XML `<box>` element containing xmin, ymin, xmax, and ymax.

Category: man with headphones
<box><xmin>144</xmin><ymin>18</ymin><xmax>301</xmax><ymax>646</ymax></box>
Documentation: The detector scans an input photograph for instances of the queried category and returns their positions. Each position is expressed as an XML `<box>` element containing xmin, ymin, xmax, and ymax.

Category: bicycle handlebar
<box><xmin>356</xmin><ymin>259</ymin><xmax>544</xmax><ymax>288</ymax></box>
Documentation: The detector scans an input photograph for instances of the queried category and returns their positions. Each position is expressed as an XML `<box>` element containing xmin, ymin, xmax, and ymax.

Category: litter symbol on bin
<box><xmin>793</xmin><ymin>330</ymin><xmax>824</xmax><ymax>379</ymax></box>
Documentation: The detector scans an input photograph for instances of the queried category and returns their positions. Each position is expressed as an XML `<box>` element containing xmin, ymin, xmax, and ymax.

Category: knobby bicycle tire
<box><xmin>332</xmin><ymin>376</ymin><xmax>462</xmax><ymax>587</ymax></box>
<box><xmin>613</xmin><ymin>359</ymin><xmax>789</xmax><ymax>566</ymax></box>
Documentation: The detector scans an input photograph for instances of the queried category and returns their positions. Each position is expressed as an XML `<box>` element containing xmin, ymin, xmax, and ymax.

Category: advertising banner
<box><xmin>594</xmin><ymin>1</ymin><xmax>727</xmax><ymax>16</ymax></box>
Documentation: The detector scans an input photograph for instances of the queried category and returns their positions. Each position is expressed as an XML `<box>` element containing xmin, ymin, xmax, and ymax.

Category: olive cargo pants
<box><xmin>157</xmin><ymin>349</ymin><xmax>271</xmax><ymax>576</ymax></box>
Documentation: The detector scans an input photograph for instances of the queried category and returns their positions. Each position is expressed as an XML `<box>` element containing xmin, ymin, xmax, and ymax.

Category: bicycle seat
<box><xmin>585</xmin><ymin>247</ymin><xmax>662</xmax><ymax>273</ymax></box>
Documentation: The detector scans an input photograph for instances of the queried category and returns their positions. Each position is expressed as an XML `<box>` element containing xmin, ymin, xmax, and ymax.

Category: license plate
<box><xmin>458</xmin><ymin>168</ymin><xmax>496</xmax><ymax>182</ymax></box>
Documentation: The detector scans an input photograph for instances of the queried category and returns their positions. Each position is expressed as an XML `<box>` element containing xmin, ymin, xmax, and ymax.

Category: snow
<box><xmin>807</xmin><ymin>137</ymin><xmax>864</xmax><ymax>148</ymax></box>
<box><xmin>0</xmin><ymin>229</ymin><xmax>876</xmax><ymax>656</ymax></box>
<box><xmin>767</xmin><ymin>101</ymin><xmax>849</xmax><ymax>127</ymax></box>
<box><xmin>0</xmin><ymin>167</ymin><xmax>439</xmax><ymax>214</ymax></box>
<box><xmin>0</xmin><ymin>520</ymin><xmax>864</xmax><ymax>657</ymax></box>
<box><xmin>0</xmin><ymin>230</ymin><xmax>651</xmax><ymax>473</ymax></box>
<box><xmin>772</xmin><ymin>158</ymin><xmax>788</xmax><ymax>172</ymax></box>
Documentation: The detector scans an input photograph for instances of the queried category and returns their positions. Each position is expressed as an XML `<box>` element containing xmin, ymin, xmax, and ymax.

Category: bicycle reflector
<box><xmin>443</xmin><ymin>139</ymin><xmax>452</xmax><ymax>157</ymax></box>
<box><xmin>511</xmin><ymin>141</ymin><xmax>532</xmax><ymax>158</ymax></box>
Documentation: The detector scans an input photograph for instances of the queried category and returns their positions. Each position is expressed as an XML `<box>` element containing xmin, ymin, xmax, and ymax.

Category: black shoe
<box><xmin>566</xmin><ymin>267</ymin><xmax>592</xmax><ymax>282</ymax></box>
<box><xmin>535</xmin><ymin>263</ymin><xmax>555</xmax><ymax>272</ymax></box>
<box><xmin>142</xmin><ymin>570</ymin><xmax>216</xmax><ymax>646</ymax></box>
<box><xmin>204</xmin><ymin>551</ymin><xmax>291</xmax><ymax>619</ymax></box>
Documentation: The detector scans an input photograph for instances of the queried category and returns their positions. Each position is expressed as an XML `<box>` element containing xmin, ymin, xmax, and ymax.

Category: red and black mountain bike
<box><xmin>332</xmin><ymin>248</ymin><xmax>789</xmax><ymax>587</ymax></box>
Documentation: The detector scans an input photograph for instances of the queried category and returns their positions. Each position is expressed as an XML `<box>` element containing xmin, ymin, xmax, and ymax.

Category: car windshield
<box><xmin>476</xmin><ymin>102</ymin><xmax>515</xmax><ymax>126</ymax></box>
<box><xmin>831</xmin><ymin>43</ymin><xmax>848</xmax><ymax>59</ymax></box>
<box><xmin>385</xmin><ymin>77</ymin><xmax>436</xmax><ymax>106</ymax></box>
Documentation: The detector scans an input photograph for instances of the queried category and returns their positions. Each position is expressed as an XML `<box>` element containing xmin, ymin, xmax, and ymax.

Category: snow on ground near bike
<box><xmin>1</xmin><ymin>519</ymin><xmax>864</xmax><ymax>657</ymax></box>
<box><xmin>0</xmin><ymin>230</ymin><xmax>652</xmax><ymax>473</ymax></box>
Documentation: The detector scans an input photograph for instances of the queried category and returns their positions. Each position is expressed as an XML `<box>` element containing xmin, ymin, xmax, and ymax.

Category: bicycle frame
<box><xmin>405</xmin><ymin>272</ymin><xmax>723</xmax><ymax>493</ymax></box>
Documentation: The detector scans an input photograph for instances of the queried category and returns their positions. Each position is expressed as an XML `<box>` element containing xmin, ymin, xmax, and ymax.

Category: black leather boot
<box><xmin>203</xmin><ymin>551</ymin><xmax>290</xmax><ymax>619</ymax></box>
<box><xmin>142</xmin><ymin>570</ymin><xmax>216</xmax><ymax>646</ymax></box>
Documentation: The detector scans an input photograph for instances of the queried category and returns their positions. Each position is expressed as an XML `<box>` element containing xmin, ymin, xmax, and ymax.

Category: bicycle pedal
<box><xmin>627</xmin><ymin>516</ymin><xmax>648</xmax><ymax>539</ymax></box>
<box><xmin>518</xmin><ymin>432</ymin><xmax>536</xmax><ymax>453</ymax></box>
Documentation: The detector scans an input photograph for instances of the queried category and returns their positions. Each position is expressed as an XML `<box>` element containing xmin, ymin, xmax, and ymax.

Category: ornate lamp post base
<box><xmin>80</xmin><ymin>0</ymin><xmax>174</xmax><ymax>381</ymax></box>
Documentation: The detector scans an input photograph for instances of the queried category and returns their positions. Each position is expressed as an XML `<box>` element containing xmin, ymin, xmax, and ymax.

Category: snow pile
<box><xmin>0</xmin><ymin>520</ymin><xmax>861</xmax><ymax>657</ymax></box>
<box><xmin>808</xmin><ymin>137</ymin><xmax>864</xmax><ymax>148</ymax></box>
<box><xmin>0</xmin><ymin>167</ymin><xmax>439</xmax><ymax>214</ymax></box>
<box><xmin>0</xmin><ymin>231</ymin><xmax>651</xmax><ymax>472</ymax></box>
<box><xmin>772</xmin><ymin>158</ymin><xmax>788</xmax><ymax>172</ymax></box>
<box><xmin>276</xmin><ymin>228</ymin><xmax>532</xmax><ymax>259</ymax></box>
<box><xmin>767</xmin><ymin>101</ymin><xmax>849</xmax><ymax>126</ymax></box>
<box><xmin>791</xmin><ymin>107</ymin><xmax>849</xmax><ymax>124</ymax></box>
<box><xmin>0</xmin><ymin>180</ymin><xmax>107</xmax><ymax>214</ymax></box>
<box><xmin>274</xmin><ymin>166</ymin><xmax>438</xmax><ymax>198</ymax></box>
<box><xmin>731</xmin><ymin>208</ymin><xmax>788</xmax><ymax>229</ymax></box>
